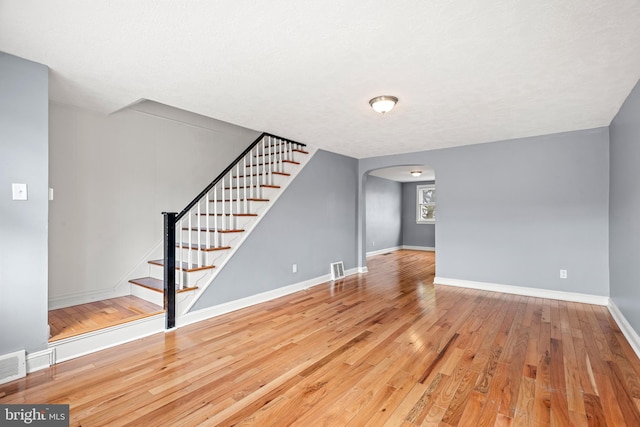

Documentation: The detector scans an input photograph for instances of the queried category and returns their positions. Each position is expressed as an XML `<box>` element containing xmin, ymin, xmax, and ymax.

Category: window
<box><xmin>416</xmin><ymin>184</ymin><xmax>436</xmax><ymax>223</ymax></box>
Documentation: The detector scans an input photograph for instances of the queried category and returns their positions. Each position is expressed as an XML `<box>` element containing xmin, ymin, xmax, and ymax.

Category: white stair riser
<box><xmin>183</xmin><ymin>230</ymin><xmax>243</xmax><ymax>245</ymax></box>
<box><xmin>241</xmin><ymin>164</ymin><xmax>298</xmax><ymax>176</ymax></box>
<box><xmin>148</xmin><ymin>263</ymin><xmax>211</xmax><ymax>288</ymax></box>
<box><xmin>231</xmin><ymin>174</ymin><xmax>289</xmax><ymax>188</ymax></box>
<box><xmin>253</xmin><ymin>151</ymin><xmax>304</xmax><ymax>163</ymax></box>
<box><xmin>210</xmin><ymin>200</ymin><xmax>270</xmax><ymax>214</ymax></box>
<box><xmin>220</xmin><ymin>186</ymin><xmax>279</xmax><ymax>201</ymax></box>
<box><xmin>182</xmin><ymin>214</ymin><xmax>254</xmax><ymax>231</ymax></box>
<box><xmin>176</xmin><ymin>247</ymin><xmax>229</xmax><ymax>266</ymax></box>
<box><xmin>179</xmin><ymin>232</ymin><xmax>225</xmax><ymax>248</ymax></box>
<box><xmin>131</xmin><ymin>284</ymin><xmax>164</xmax><ymax>306</ymax></box>
<box><xmin>233</xmin><ymin>162</ymin><xmax>298</xmax><ymax>176</ymax></box>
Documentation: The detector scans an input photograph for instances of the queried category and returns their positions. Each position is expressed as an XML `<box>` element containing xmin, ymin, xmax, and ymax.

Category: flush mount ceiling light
<box><xmin>410</xmin><ymin>170</ymin><xmax>422</xmax><ymax>177</ymax></box>
<box><xmin>369</xmin><ymin>95</ymin><xmax>398</xmax><ymax>114</ymax></box>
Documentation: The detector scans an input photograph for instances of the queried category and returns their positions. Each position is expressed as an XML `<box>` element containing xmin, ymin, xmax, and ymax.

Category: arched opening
<box><xmin>364</xmin><ymin>165</ymin><xmax>436</xmax><ymax>258</ymax></box>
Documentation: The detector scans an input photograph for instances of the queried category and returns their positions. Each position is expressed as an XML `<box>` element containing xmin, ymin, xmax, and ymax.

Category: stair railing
<box><xmin>162</xmin><ymin>133</ymin><xmax>306</xmax><ymax>329</ymax></box>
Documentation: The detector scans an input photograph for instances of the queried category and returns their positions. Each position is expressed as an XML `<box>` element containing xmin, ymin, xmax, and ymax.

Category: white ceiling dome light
<box><xmin>369</xmin><ymin>96</ymin><xmax>398</xmax><ymax>114</ymax></box>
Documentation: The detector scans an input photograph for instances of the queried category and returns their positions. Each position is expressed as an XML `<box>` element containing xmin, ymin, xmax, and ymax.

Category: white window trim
<box><xmin>416</xmin><ymin>184</ymin><xmax>436</xmax><ymax>224</ymax></box>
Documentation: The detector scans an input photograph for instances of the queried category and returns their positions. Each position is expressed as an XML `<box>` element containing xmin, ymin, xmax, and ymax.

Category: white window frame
<box><xmin>416</xmin><ymin>184</ymin><xmax>436</xmax><ymax>223</ymax></box>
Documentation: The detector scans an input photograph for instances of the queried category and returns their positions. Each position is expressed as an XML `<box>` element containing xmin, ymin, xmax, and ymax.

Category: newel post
<box><xmin>163</xmin><ymin>212</ymin><xmax>177</xmax><ymax>330</ymax></box>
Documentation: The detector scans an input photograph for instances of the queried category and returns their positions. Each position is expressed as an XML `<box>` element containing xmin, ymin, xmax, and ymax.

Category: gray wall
<box><xmin>0</xmin><ymin>53</ymin><xmax>49</xmax><ymax>354</ymax></box>
<box><xmin>610</xmin><ymin>78</ymin><xmax>640</xmax><ymax>332</ymax></box>
<box><xmin>192</xmin><ymin>150</ymin><xmax>358</xmax><ymax>310</ymax></box>
<box><xmin>365</xmin><ymin>175</ymin><xmax>402</xmax><ymax>252</ymax></box>
<box><xmin>49</xmin><ymin>103</ymin><xmax>259</xmax><ymax>307</ymax></box>
<box><xmin>402</xmin><ymin>181</ymin><xmax>436</xmax><ymax>248</ymax></box>
<box><xmin>359</xmin><ymin>127</ymin><xmax>610</xmax><ymax>296</ymax></box>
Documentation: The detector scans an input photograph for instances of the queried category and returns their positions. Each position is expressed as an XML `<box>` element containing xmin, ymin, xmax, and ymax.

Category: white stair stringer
<box><xmin>176</xmin><ymin>145</ymin><xmax>318</xmax><ymax>316</ymax></box>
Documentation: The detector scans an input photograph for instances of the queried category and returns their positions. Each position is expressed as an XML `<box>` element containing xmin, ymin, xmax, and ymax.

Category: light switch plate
<box><xmin>12</xmin><ymin>183</ymin><xmax>28</xmax><ymax>201</ymax></box>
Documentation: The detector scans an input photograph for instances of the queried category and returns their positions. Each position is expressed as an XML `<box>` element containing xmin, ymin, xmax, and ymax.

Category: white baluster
<box><xmin>283</xmin><ymin>140</ymin><xmax>287</xmax><ymax>162</ymax></box>
<box><xmin>248</xmin><ymin>147</ymin><xmax>256</xmax><ymax>199</ymax></box>
<box><xmin>278</xmin><ymin>138</ymin><xmax>283</xmax><ymax>173</ymax></box>
<box><xmin>221</xmin><ymin>178</ymin><xmax>226</xmax><ymax>235</ymax></box>
<box><xmin>196</xmin><ymin>201</ymin><xmax>202</xmax><ymax>268</ymax></box>
<box><xmin>236</xmin><ymin>163</ymin><xmax>241</xmax><ymax>217</ymax></box>
<box><xmin>243</xmin><ymin>157</ymin><xmax>247</xmax><ymax>216</ymax></box>
<box><xmin>187</xmin><ymin>209</ymin><xmax>192</xmax><ymax>275</ymax></box>
<box><xmin>268</xmin><ymin>136</ymin><xmax>273</xmax><ymax>186</ymax></box>
<box><xmin>205</xmin><ymin>190</ymin><xmax>210</xmax><ymax>249</ymax></box>
<box><xmin>261</xmin><ymin>137</ymin><xmax>266</xmax><ymax>189</ymax></box>
<box><xmin>253</xmin><ymin>145</ymin><xmax>259</xmax><ymax>199</ymax></box>
<box><xmin>213</xmin><ymin>185</ymin><xmax>218</xmax><ymax>248</ymax></box>
<box><xmin>273</xmin><ymin>137</ymin><xmax>277</xmax><ymax>176</ymax></box>
<box><xmin>178</xmin><ymin>217</ymin><xmax>184</xmax><ymax>289</ymax></box>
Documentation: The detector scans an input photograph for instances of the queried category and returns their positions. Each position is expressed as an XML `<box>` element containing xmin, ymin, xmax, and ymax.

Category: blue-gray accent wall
<box><xmin>365</xmin><ymin>175</ymin><xmax>402</xmax><ymax>252</ymax></box>
<box><xmin>610</xmin><ymin>78</ymin><xmax>640</xmax><ymax>333</ymax></box>
<box><xmin>0</xmin><ymin>52</ymin><xmax>49</xmax><ymax>354</ymax></box>
<box><xmin>402</xmin><ymin>181</ymin><xmax>436</xmax><ymax>248</ymax></box>
<box><xmin>192</xmin><ymin>149</ymin><xmax>358</xmax><ymax>310</ymax></box>
<box><xmin>359</xmin><ymin>127</ymin><xmax>610</xmax><ymax>296</ymax></box>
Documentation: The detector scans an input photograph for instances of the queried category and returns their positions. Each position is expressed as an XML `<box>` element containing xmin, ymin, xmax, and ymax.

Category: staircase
<box><xmin>128</xmin><ymin>133</ymin><xmax>313</xmax><ymax>323</ymax></box>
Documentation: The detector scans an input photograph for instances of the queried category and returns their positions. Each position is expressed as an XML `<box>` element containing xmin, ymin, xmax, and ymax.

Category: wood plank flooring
<box><xmin>48</xmin><ymin>296</ymin><xmax>163</xmax><ymax>341</ymax></box>
<box><xmin>3</xmin><ymin>250</ymin><xmax>640</xmax><ymax>426</ymax></box>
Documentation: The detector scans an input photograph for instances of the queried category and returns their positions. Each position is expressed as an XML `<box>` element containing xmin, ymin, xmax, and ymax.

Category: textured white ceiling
<box><xmin>2</xmin><ymin>1</ymin><xmax>639</xmax><ymax>159</ymax></box>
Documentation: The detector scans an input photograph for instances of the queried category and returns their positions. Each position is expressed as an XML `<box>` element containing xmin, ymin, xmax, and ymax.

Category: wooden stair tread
<box><xmin>253</xmin><ymin>159</ymin><xmax>300</xmax><ymax>166</ymax></box>
<box><xmin>260</xmin><ymin>144</ymin><xmax>306</xmax><ymax>149</ymax></box>
<box><xmin>210</xmin><ymin>198</ymin><xmax>269</xmax><ymax>202</ymax></box>
<box><xmin>147</xmin><ymin>260</ymin><xmax>215</xmax><ymax>272</ymax></box>
<box><xmin>233</xmin><ymin>171</ymin><xmax>290</xmax><ymax>178</ymax></box>
<box><xmin>129</xmin><ymin>277</ymin><xmax>198</xmax><ymax>293</ymax></box>
<box><xmin>182</xmin><ymin>227</ymin><xmax>244</xmax><ymax>233</ymax></box>
<box><xmin>254</xmin><ymin>149</ymin><xmax>308</xmax><ymax>157</ymax></box>
<box><xmin>196</xmin><ymin>213</ymin><xmax>257</xmax><ymax>217</ymax></box>
<box><xmin>177</xmin><ymin>243</ymin><xmax>231</xmax><ymax>252</ymax></box>
<box><xmin>49</xmin><ymin>309</ymin><xmax>165</xmax><ymax>342</ymax></box>
<box><xmin>224</xmin><ymin>184</ymin><xmax>280</xmax><ymax>189</ymax></box>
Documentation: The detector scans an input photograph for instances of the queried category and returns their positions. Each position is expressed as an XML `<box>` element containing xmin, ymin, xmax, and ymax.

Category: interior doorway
<box><xmin>365</xmin><ymin>165</ymin><xmax>436</xmax><ymax>257</ymax></box>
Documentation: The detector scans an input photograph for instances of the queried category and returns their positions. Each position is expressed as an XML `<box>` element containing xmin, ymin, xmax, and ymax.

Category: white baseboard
<box><xmin>177</xmin><ymin>267</ymin><xmax>361</xmax><ymax>328</ymax></box>
<box><xmin>402</xmin><ymin>245</ymin><xmax>436</xmax><ymax>252</ymax></box>
<box><xmin>608</xmin><ymin>299</ymin><xmax>640</xmax><ymax>361</ymax></box>
<box><xmin>26</xmin><ymin>348</ymin><xmax>55</xmax><ymax>373</ymax></box>
<box><xmin>433</xmin><ymin>276</ymin><xmax>609</xmax><ymax>306</ymax></box>
<box><xmin>366</xmin><ymin>246</ymin><xmax>402</xmax><ymax>257</ymax></box>
<box><xmin>49</xmin><ymin>313</ymin><xmax>165</xmax><ymax>364</ymax></box>
<box><xmin>48</xmin><ymin>287</ymin><xmax>130</xmax><ymax>310</ymax></box>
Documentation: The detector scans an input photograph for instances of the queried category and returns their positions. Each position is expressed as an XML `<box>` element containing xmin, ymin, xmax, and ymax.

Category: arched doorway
<box><xmin>364</xmin><ymin>165</ymin><xmax>436</xmax><ymax>259</ymax></box>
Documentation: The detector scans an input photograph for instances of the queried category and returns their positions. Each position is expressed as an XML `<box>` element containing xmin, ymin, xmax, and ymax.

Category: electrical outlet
<box><xmin>560</xmin><ymin>269</ymin><xmax>567</xmax><ymax>279</ymax></box>
<box><xmin>12</xmin><ymin>183</ymin><xmax>28</xmax><ymax>200</ymax></box>
<box><xmin>292</xmin><ymin>263</ymin><xmax>297</xmax><ymax>273</ymax></box>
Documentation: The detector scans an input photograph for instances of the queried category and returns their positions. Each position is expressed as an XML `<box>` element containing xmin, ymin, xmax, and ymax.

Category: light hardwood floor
<box><xmin>48</xmin><ymin>295</ymin><xmax>163</xmax><ymax>341</ymax></box>
<box><xmin>2</xmin><ymin>250</ymin><xmax>640</xmax><ymax>426</ymax></box>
